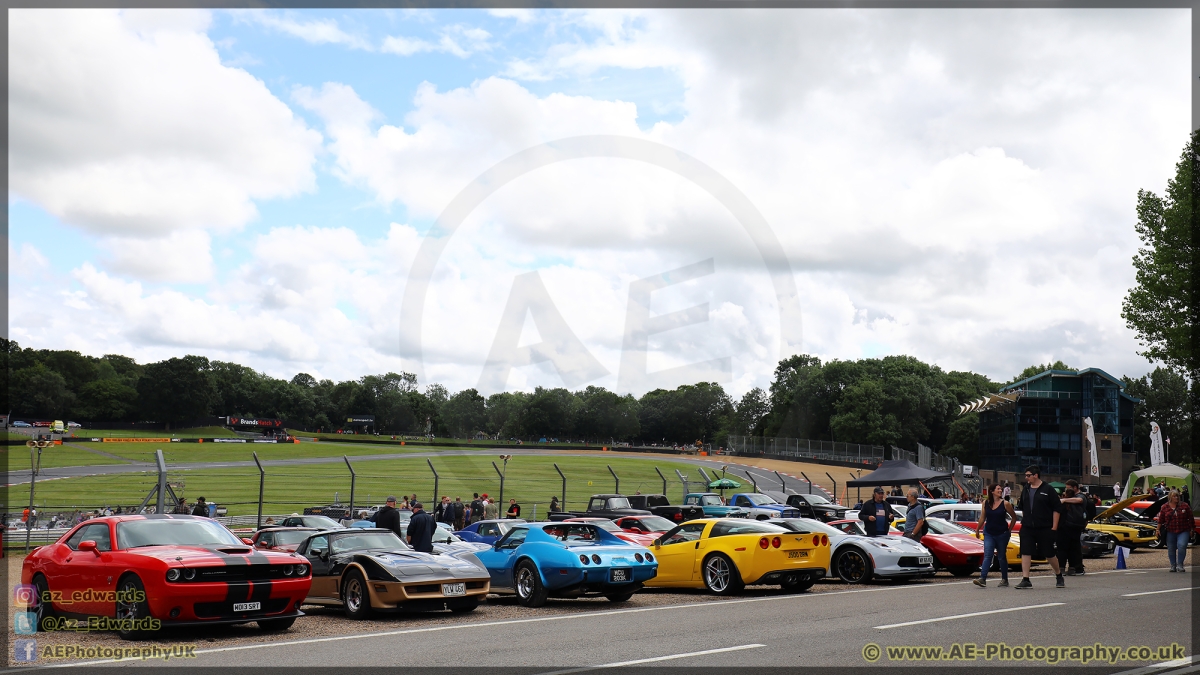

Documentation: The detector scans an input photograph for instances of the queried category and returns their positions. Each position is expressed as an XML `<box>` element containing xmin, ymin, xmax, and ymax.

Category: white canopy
<box><xmin>1122</xmin><ymin>463</ymin><xmax>1199</xmax><ymax>501</ymax></box>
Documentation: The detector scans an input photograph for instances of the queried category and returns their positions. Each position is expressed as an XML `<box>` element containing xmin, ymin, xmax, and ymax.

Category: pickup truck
<box><xmin>727</xmin><ymin>493</ymin><xmax>802</xmax><ymax>520</ymax></box>
<box><xmin>547</xmin><ymin>494</ymin><xmax>652</xmax><ymax>521</ymax></box>
<box><xmin>625</xmin><ymin>494</ymin><xmax>706</xmax><ymax>523</ymax></box>
<box><xmin>764</xmin><ymin>491</ymin><xmax>850</xmax><ymax>522</ymax></box>
<box><xmin>683</xmin><ymin>493</ymin><xmax>751</xmax><ymax>518</ymax></box>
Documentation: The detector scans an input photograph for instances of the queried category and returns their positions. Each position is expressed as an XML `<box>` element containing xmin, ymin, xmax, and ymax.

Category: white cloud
<box><xmin>235</xmin><ymin>10</ymin><xmax>372</xmax><ymax>50</ymax></box>
<box><xmin>381</xmin><ymin>25</ymin><xmax>493</xmax><ymax>58</ymax></box>
<box><xmin>99</xmin><ymin>230</ymin><xmax>214</xmax><ymax>284</ymax></box>
<box><xmin>8</xmin><ymin>9</ymin><xmax>322</xmax><ymax>238</ymax></box>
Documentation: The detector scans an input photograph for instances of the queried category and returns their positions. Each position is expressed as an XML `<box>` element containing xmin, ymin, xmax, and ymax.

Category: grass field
<box><xmin>76</xmin><ymin>439</ymin><xmax>446</xmax><ymax>465</ymax></box>
<box><xmin>287</xmin><ymin>430</ymin><xmax>612</xmax><ymax>450</ymax></box>
<box><xmin>15</xmin><ymin>454</ymin><xmax>709</xmax><ymax>518</ymax></box>
<box><xmin>3</xmin><ymin>444</ymin><xmax>131</xmax><ymax>470</ymax></box>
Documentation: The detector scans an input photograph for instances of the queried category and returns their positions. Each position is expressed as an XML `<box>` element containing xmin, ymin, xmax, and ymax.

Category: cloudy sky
<box><xmin>7</xmin><ymin>8</ymin><xmax>1190</xmax><ymax>396</ymax></box>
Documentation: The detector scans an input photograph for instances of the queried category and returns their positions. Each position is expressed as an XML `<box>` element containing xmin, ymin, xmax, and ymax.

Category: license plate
<box><xmin>442</xmin><ymin>583</ymin><xmax>466</xmax><ymax>597</ymax></box>
<box><xmin>610</xmin><ymin>568</ymin><xmax>630</xmax><ymax>582</ymax></box>
<box><xmin>787</xmin><ymin>550</ymin><xmax>807</xmax><ymax>558</ymax></box>
<box><xmin>919</xmin><ymin>556</ymin><xmax>933</xmax><ymax>565</ymax></box>
<box><xmin>232</xmin><ymin>602</ymin><xmax>260</xmax><ymax>612</ymax></box>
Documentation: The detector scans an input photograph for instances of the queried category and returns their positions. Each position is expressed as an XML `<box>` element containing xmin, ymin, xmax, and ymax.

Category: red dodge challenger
<box><xmin>21</xmin><ymin>515</ymin><xmax>312</xmax><ymax>639</ymax></box>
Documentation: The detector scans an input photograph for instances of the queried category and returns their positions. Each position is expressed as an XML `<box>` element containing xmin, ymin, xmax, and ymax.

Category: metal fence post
<box><xmin>155</xmin><ymin>448</ymin><xmax>168</xmax><ymax>515</ymax></box>
<box><xmin>654</xmin><ymin>467</ymin><xmax>668</xmax><ymax>497</ymax></box>
<box><xmin>344</xmin><ymin>456</ymin><xmax>356</xmax><ymax>522</ymax></box>
<box><xmin>427</xmin><ymin>459</ymin><xmax>440</xmax><ymax>505</ymax></box>
<box><xmin>774</xmin><ymin>470</ymin><xmax>788</xmax><ymax>492</ymax></box>
<box><xmin>801</xmin><ymin>472</ymin><xmax>813</xmax><ymax>494</ymax></box>
<box><xmin>553</xmin><ymin>463</ymin><xmax>566</xmax><ymax>511</ymax></box>
<box><xmin>675</xmin><ymin>469</ymin><xmax>690</xmax><ymax>496</ymax></box>
<box><xmin>493</xmin><ymin>461</ymin><xmax>505</xmax><ymax>506</ymax></box>
<box><xmin>253</xmin><ymin>451</ymin><xmax>265</xmax><ymax>530</ymax></box>
<box><xmin>607</xmin><ymin>465</ymin><xmax>619</xmax><ymax>494</ymax></box>
<box><xmin>825</xmin><ymin>473</ymin><xmax>837</xmax><ymax>504</ymax></box>
<box><xmin>24</xmin><ymin>441</ymin><xmax>44</xmax><ymax>553</ymax></box>
<box><xmin>740</xmin><ymin>469</ymin><xmax>758</xmax><ymax>492</ymax></box>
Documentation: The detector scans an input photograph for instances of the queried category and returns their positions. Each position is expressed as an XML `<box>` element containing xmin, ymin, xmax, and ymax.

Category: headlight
<box><xmin>282</xmin><ymin>565</ymin><xmax>294</xmax><ymax>576</ymax></box>
<box><xmin>182</xmin><ymin>568</ymin><xmax>196</xmax><ymax>580</ymax></box>
<box><xmin>166</xmin><ymin>569</ymin><xmax>181</xmax><ymax>581</ymax></box>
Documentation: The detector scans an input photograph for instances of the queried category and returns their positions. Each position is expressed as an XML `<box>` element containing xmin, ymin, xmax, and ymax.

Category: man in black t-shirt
<box><xmin>506</xmin><ymin>499</ymin><xmax>521</xmax><ymax>519</ymax></box>
<box><xmin>1015</xmin><ymin>465</ymin><xmax>1064</xmax><ymax>588</ymax></box>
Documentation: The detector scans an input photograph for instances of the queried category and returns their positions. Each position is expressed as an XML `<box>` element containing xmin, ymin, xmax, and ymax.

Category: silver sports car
<box><xmin>777</xmin><ymin>518</ymin><xmax>935</xmax><ymax>583</ymax></box>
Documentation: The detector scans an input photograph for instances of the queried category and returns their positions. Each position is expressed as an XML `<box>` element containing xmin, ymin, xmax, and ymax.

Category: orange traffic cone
<box><xmin>1116</xmin><ymin>546</ymin><xmax>1128</xmax><ymax>570</ymax></box>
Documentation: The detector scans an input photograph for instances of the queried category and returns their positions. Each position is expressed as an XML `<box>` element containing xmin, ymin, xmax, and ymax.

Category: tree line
<box><xmin>3</xmin><ymin>338</ymin><xmax>1189</xmax><ymax>464</ymax></box>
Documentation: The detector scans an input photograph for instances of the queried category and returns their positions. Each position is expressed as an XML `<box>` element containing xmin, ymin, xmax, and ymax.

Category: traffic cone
<box><xmin>1116</xmin><ymin>546</ymin><xmax>1128</xmax><ymax>570</ymax></box>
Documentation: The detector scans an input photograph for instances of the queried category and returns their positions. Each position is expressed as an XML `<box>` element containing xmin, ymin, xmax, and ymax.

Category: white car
<box><xmin>778</xmin><ymin>518</ymin><xmax>935</xmax><ymax>583</ymax></box>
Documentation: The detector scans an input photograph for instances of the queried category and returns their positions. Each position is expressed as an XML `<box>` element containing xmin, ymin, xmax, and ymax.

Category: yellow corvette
<box><xmin>645</xmin><ymin>518</ymin><xmax>829</xmax><ymax>594</ymax></box>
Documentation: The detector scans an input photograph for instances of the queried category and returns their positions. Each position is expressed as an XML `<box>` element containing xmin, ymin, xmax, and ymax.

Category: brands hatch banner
<box><xmin>226</xmin><ymin>417</ymin><xmax>283</xmax><ymax>427</ymax></box>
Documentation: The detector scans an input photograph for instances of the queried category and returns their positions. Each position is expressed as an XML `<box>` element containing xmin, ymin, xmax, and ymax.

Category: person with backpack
<box><xmin>469</xmin><ymin>494</ymin><xmax>485</xmax><ymax>524</ymax></box>
<box><xmin>1056</xmin><ymin>479</ymin><xmax>1088</xmax><ymax>576</ymax></box>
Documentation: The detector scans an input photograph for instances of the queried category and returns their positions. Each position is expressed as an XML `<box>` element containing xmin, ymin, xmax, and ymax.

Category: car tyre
<box><xmin>514</xmin><ymin>560</ymin><xmax>549</xmax><ymax>608</ymax></box>
<box><xmin>257</xmin><ymin>617</ymin><xmax>297</xmax><ymax>632</ymax></box>
<box><xmin>834</xmin><ymin>548</ymin><xmax>873</xmax><ymax>584</ymax></box>
<box><xmin>341</xmin><ymin>569</ymin><xmax>374</xmax><ymax>620</ymax></box>
<box><xmin>115</xmin><ymin>575</ymin><xmax>155</xmax><ymax>641</ymax></box>
<box><xmin>701</xmin><ymin>553</ymin><xmax>744</xmax><ymax>595</ymax></box>
<box><xmin>31</xmin><ymin>575</ymin><xmax>56</xmax><ymax>630</ymax></box>
<box><xmin>605</xmin><ymin>592</ymin><xmax>634</xmax><ymax>603</ymax></box>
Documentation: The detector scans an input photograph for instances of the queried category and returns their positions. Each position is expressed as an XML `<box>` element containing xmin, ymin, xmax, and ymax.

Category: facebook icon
<box><xmin>14</xmin><ymin>638</ymin><xmax>37</xmax><ymax>662</ymax></box>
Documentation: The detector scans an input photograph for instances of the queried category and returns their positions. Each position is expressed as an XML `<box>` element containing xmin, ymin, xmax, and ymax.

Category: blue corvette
<box><xmin>455</xmin><ymin>519</ymin><xmax>527</xmax><ymax>545</ymax></box>
<box><xmin>474</xmin><ymin>522</ymin><xmax>658</xmax><ymax>607</ymax></box>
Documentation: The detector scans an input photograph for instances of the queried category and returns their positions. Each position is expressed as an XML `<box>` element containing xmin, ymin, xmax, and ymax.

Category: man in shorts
<box><xmin>1015</xmin><ymin>465</ymin><xmax>1064</xmax><ymax>588</ymax></box>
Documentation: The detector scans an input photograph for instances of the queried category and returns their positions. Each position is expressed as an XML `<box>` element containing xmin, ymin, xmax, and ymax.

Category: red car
<box><xmin>613</xmin><ymin>515</ymin><xmax>679</xmax><ymax>537</ymax></box>
<box><xmin>563</xmin><ymin>517</ymin><xmax>659</xmax><ymax>546</ymax></box>
<box><xmin>828</xmin><ymin>519</ymin><xmax>984</xmax><ymax>576</ymax></box>
<box><xmin>21</xmin><ymin>515</ymin><xmax>312</xmax><ymax>639</ymax></box>
<box><xmin>250</xmin><ymin>527</ymin><xmax>319</xmax><ymax>552</ymax></box>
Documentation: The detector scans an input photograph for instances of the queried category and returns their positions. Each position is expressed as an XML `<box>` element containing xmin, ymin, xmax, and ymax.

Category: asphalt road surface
<box><xmin>33</xmin><ymin>567</ymin><xmax>1189</xmax><ymax>672</ymax></box>
<box><xmin>5</xmin><ymin>447</ymin><xmax>820</xmax><ymax>496</ymax></box>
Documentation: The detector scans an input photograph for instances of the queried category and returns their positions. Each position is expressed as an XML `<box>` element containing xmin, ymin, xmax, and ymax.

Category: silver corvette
<box><xmin>777</xmin><ymin>518</ymin><xmax>935</xmax><ymax>583</ymax></box>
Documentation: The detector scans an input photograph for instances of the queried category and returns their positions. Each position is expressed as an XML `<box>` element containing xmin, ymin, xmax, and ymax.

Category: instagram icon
<box><xmin>12</xmin><ymin>584</ymin><xmax>37</xmax><ymax>608</ymax></box>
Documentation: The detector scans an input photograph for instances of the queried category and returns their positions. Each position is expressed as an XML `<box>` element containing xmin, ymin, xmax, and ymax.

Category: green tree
<box><xmin>732</xmin><ymin>387</ymin><xmax>769</xmax><ymax>436</ymax></box>
<box><xmin>136</xmin><ymin>356</ymin><xmax>219</xmax><ymax>426</ymax></box>
<box><xmin>1006</xmin><ymin>361</ymin><xmax>1073</xmax><ymax>386</ymax></box>
<box><xmin>1121</xmin><ymin>130</ymin><xmax>1198</xmax><ymax>380</ymax></box>
<box><xmin>76</xmin><ymin>379</ymin><xmax>139</xmax><ymax>421</ymax></box>
<box><xmin>11</xmin><ymin>363</ymin><xmax>75</xmax><ymax>418</ymax></box>
<box><xmin>442</xmin><ymin>388</ymin><xmax>487</xmax><ymax>438</ymax></box>
<box><xmin>1123</xmin><ymin>368</ymin><xmax>1192</xmax><ymax>465</ymax></box>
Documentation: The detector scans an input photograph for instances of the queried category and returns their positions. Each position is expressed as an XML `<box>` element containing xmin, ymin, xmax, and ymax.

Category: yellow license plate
<box><xmin>787</xmin><ymin>550</ymin><xmax>807</xmax><ymax>558</ymax></box>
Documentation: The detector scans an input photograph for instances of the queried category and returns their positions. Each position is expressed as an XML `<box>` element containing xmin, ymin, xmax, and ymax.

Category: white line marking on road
<box><xmin>16</xmin><ymin>582</ymin><xmax>955</xmax><ymax>670</ymax></box>
<box><xmin>1122</xmin><ymin>586</ymin><xmax>1199</xmax><ymax>597</ymax></box>
<box><xmin>1125</xmin><ymin>571</ymin><xmax>1148</xmax><ymax>575</ymax></box>
<box><xmin>1110</xmin><ymin>655</ymin><xmax>1197</xmax><ymax>675</ymax></box>
<box><xmin>533</xmin><ymin>644</ymin><xmax>766</xmax><ymax>675</ymax></box>
<box><xmin>873</xmin><ymin>602</ymin><xmax>1064</xmax><ymax>629</ymax></box>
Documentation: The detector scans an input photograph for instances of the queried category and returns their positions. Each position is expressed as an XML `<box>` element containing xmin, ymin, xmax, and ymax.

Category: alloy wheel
<box><xmin>516</xmin><ymin>567</ymin><xmax>534</xmax><ymax>598</ymax></box>
<box><xmin>705</xmin><ymin>557</ymin><xmax>731</xmax><ymax>592</ymax></box>
<box><xmin>345</xmin><ymin>578</ymin><xmax>363</xmax><ymax>613</ymax></box>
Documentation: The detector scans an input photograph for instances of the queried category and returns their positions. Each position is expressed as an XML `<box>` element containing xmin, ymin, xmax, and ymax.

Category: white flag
<box><xmin>1149</xmin><ymin>422</ymin><xmax>1165</xmax><ymax>466</ymax></box>
<box><xmin>1083</xmin><ymin>417</ymin><xmax>1099</xmax><ymax>477</ymax></box>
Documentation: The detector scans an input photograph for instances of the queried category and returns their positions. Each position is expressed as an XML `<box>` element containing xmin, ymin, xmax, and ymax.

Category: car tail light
<box><xmin>822</xmin><ymin>535</ymin><xmax>829</xmax><ymax>546</ymax></box>
<box><xmin>635</xmin><ymin>553</ymin><xmax>644</xmax><ymax>563</ymax></box>
<box><xmin>645</xmin><ymin>552</ymin><xmax>654</xmax><ymax>562</ymax></box>
<box><xmin>591</xmin><ymin>554</ymin><xmax>602</xmax><ymax>564</ymax></box>
<box><xmin>580</xmin><ymin>554</ymin><xmax>589</xmax><ymax>564</ymax></box>
<box><xmin>771</xmin><ymin>537</ymin><xmax>781</xmax><ymax>549</ymax></box>
<box><xmin>674</xmin><ymin>512</ymin><xmax>683</xmax><ymax>520</ymax></box>
<box><xmin>759</xmin><ymin>537</ymin><xmax>769</xmax><ymax>549</ymax></box>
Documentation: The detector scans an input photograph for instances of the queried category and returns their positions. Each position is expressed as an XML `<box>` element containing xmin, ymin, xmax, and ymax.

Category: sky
<box><xmin>7</xmin><ymin>8</ymin><xmax>1191</xmax><ymax>397</ymax></box>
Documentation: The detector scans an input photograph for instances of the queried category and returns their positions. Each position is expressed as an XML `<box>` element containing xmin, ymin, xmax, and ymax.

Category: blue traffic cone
<box><xmin>1116</xmin><ymin>546</ymin><xmax>1127</xmax><ymax>570</ymax></box>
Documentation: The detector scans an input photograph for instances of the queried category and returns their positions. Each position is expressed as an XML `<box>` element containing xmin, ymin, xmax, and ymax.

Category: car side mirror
<box><xmin>79</xmin><ymin>540</ymin><xmax>99</xmax><ymax>554</ymax></box>
<box><xmin>242</xmin><ymin>538</ymin><xmax>254</xmax><ymax>545</ymax></box>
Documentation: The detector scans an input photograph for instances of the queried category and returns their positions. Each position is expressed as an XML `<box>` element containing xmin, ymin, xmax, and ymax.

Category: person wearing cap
<box><xmin>858</xmin><ymin>487</ymin><xmax>898</xmax><ymax>537</ymax></box>
<box><xmin>191</xmin><ymin>497</ymin><xmax>208</xmax><ymax>517</ymax></box>
<box><xmin>406</xmin><ymin>501</ymin><xmax>437</xmax><ymax>553</ymax></box>
<box><xmin>375</xmin><ymin>496</ymin><xmax>404</xmax><ymax>538</ymax></box>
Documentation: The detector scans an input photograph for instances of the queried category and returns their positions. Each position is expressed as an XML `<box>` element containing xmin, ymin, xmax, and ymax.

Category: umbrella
<box><xmin>708</xmin><ymin>478</ymin><xmax>741</xmax><ymax>490</ymax></box>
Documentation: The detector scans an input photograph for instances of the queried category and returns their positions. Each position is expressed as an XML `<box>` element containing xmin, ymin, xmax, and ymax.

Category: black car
<box><xmin>783</xmin><ymin>493</ymin><xmax>851</xmax><ymax>522</ymax></box>
<box><xmin>1080</xmin><ymin>529</ymin><xmax>1116</xmax><ymax>558</ymax></box>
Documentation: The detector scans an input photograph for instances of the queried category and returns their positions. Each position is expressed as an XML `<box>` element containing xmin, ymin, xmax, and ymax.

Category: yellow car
<box><xmin>1084</xmin><ymin>494</ymin><xmax>1158</xmax><ymax>549</ymax></box>
<box><xmin>645</xmin><ymin>518</ymin><xmax>829</xmax><ymax>594</ymax></box>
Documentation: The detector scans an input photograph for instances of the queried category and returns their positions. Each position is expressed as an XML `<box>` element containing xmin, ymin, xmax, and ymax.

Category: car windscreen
<box><xmin>635</xmin><ymin>516</ymin><xmax>677</xmax><ymax>531</ymax></box>
<box><xmin>273</xmin><ymin>530</ymin><xmax>314</xmax><ymax>545</ymax></box>
<box><xmin>710</xmin><ymin>520</ymin><xmax>789</xmax><ymax>537</ymax></box>
<box><xmin>331</xmin><ymin>532</ymin><xmax>408</xmax><ymax>553</ymax></box>
<box><xmin>802</xmin><ymin>493</ymin><xmax>831</xmax><ymax>504</ymax></box>
<box><xmin>117</xmin><ymin>520</ymin><xmax>243</xmax><ymax>549</ymax></box>
<box><xmin>926</xmin><ymin>519</ymin><xmax>974</xmax><ymax>536</ymax></box>
<box><xmin>306</xmin><ymin>516</ymin><xmax>342</xmax><ymax>529</ymax></box>
<box><xmin>745</xmin><ymin>494</ymin><xmax>778</xmax><ymax>505</ymax></box>
<box><xmin>783</xmin><ymin>519</ymin><xmax>842</xmax><ymax>536</ymax></box>
<box><xmin>700</xmin><ymin>496</ymin><xmax>722</xmax><ymax>506</ymax></box>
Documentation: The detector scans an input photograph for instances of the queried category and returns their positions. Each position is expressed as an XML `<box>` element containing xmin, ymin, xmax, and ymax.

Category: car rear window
<box><xmin>710</xmin><ymin>521</ymin><xmax>788</xmax><ymax>537</ymax></box>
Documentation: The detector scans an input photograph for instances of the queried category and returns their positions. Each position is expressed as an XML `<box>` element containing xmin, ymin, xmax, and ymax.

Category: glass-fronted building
<box><xmin>978</xmin><ymin>368</ymin><xmax>1138</xmax><ymax>476</ymax></box>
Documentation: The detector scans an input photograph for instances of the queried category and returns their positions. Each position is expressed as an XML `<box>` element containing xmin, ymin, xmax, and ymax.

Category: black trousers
<box><xmin>1057</xmin><ymin>526</ymin><xmax>1084</xmax><ymax>571</ymax></box>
